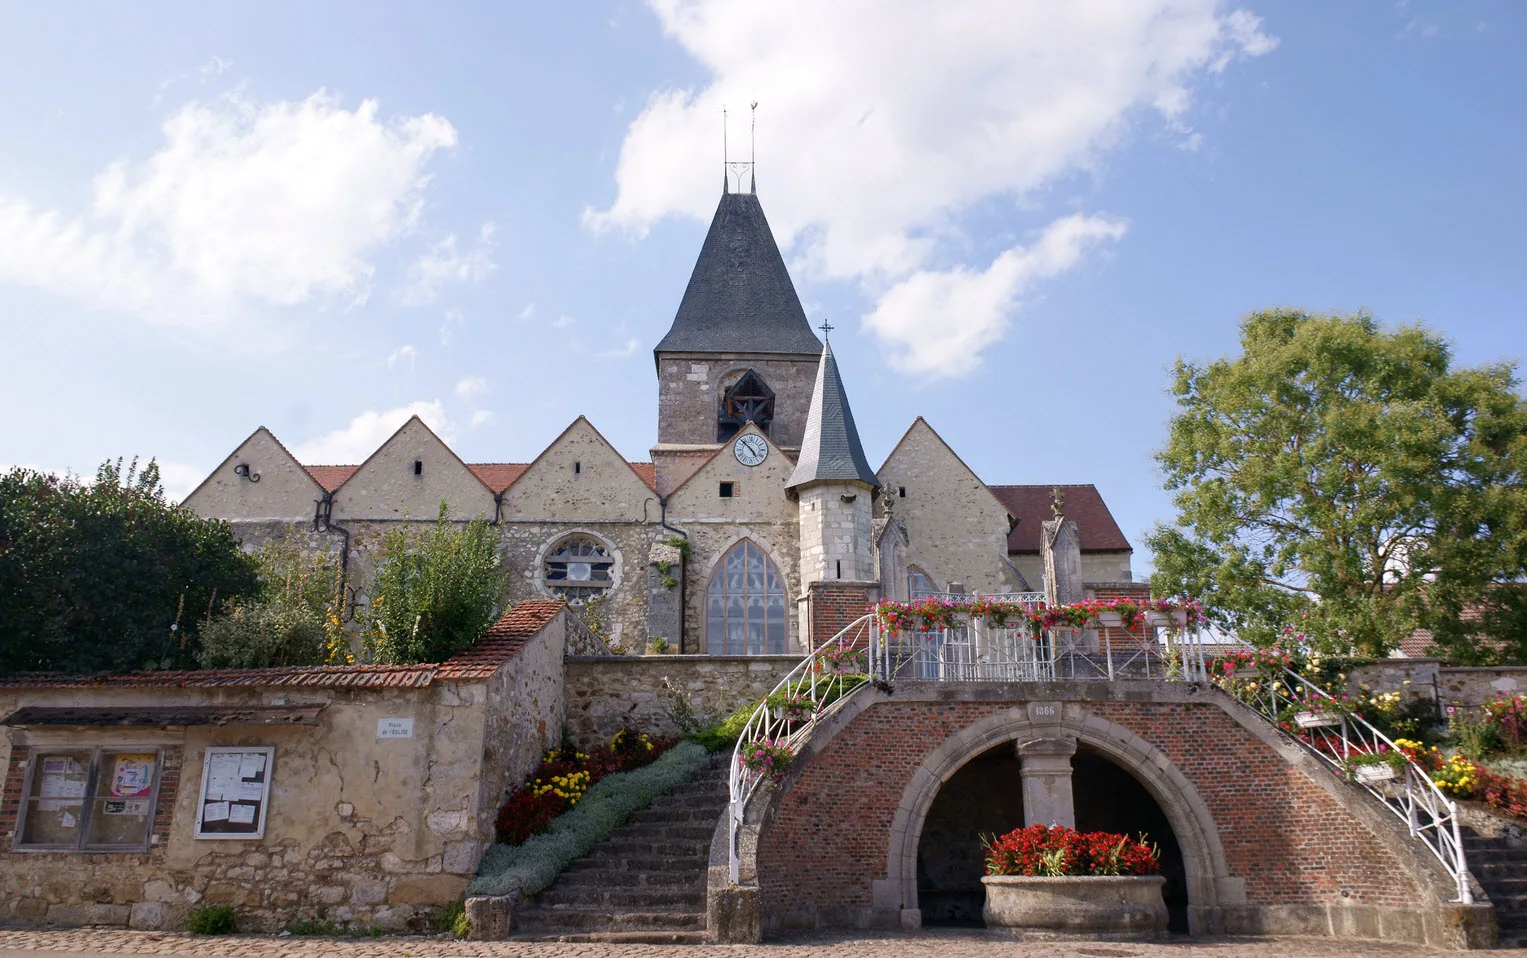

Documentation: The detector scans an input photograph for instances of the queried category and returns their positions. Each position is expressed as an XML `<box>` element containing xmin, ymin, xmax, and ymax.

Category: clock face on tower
<box><xmin>733</xmin><ymin>433</ymin><xmax>768</xmax><ymax>467</ymax></box>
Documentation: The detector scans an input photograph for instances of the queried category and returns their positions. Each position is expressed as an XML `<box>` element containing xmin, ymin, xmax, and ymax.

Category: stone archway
<box><xmin>882</xmin><ymin>702</ymin><xmax>1241</xmax><ymax>933</ymax></box>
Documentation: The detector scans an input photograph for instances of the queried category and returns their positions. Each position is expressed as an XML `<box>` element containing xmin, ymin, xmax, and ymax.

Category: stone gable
<box><xmin>875</xmin><ymin>418</ymin><xmax>1021</xmax><ymax>594</ymax></box>
<box><xmin>181</xmin><ymin>427</ymin><xmax>321</xmax><ymax>521</ymax></box>
<box><xmin>501</xmin><ymin>417</ymin><xmax>653</xmax><ymax>523</ymax></box>
<box><xmin>334</xmin><ymin>417</ymin><xmax>495</xmax><ymax>521</ymax></box>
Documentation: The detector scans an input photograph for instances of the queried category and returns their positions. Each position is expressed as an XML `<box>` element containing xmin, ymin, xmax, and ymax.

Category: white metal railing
<box><xmin>727</xmin><ymin>614</ymin><xmax>876</xmax><ymax>883</ymax></box>
<box><xmin>1226</xmin><ymin>666</ymin><xmax>1472</xmax><ymax>904</ymax></box>
<box><xmin>870</xmin><ymin>611</ymin><xmax>1210</xmax><ymax>684</ymax></box>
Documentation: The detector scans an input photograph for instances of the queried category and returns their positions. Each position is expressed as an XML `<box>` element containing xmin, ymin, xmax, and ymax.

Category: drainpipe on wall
<box><xmin>314</xmin><ymin>491</ymin><xmax>354</xmax><ymax>620</ymax></box>
<box><xmin>491</xmin><ymin>490</ymin><xmax>505</xmax><ymax>526</ymax></box>
<box><xmin>659</xmin><ymin>495</ymin><xmax>689</xmax><ymax>654</ymax></box>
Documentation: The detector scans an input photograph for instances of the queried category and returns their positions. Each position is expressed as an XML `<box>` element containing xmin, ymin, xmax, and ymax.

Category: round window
<box><xmin>544</xmin><ymin>535</ymin><xmax>615</xmax><ymax>602</ymax></box>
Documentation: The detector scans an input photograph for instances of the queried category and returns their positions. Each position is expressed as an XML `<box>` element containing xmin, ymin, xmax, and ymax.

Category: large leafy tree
<box><xmin>1148</xmin><ymin>309</ymin><xmax>1527</xmax><ymax>658</ymax></box>
<box><xmin>0</xmin><ymin>459</ymin><xmax>261</xmax><ymax>673</ymax></box>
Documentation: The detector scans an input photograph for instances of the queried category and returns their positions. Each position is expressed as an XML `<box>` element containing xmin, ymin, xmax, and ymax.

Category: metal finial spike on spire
<box><xmin>750</xmin><ymin>100</ymin><xmax>758</xmax><ymax>194</ymax></box>
<box><xmin>818</xmin><ymin>320</ymin><xmax>834</xmax><ymax>340</ymax></box>
<box><xmin>722</xmin><ymin>105</ymin><xmax>729</xmax><ymax>194</ymax></box>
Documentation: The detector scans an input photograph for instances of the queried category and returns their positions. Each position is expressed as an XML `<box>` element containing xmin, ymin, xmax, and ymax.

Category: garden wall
<box><xmin>0</xmin><ymin>602</ymin><xmax>566</xmax><ymax>933</ymax></box>
<box><xmin>563</xmin><ymin>654</ymin><xmax>797</xmax><ymax>747</ymax></box>
<box><xmin>1344</xmin><ymin>660</ymin><xmax>1527</xmax><ymax>710</ymax></box>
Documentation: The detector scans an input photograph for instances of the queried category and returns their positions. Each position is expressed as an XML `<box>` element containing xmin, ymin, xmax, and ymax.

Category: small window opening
<box><xmin>898</xmin><ymin>486</ymin><xmax>906</xmax><ymax>498</ymax></box>
<box><xmin>836</xmin><ymin>559</ymin><xmax>842</xmax><ymax>580</ymax></box>
<box><xmin>413</xmin><ymin>460</ymin><xmax>423</xmax><ymax>476</ymax></box>
<box><xmin>574</xmin><ymin>461</ymin><xmax>582</xmax><ymax>475</ymax></box>
<box><xmin>719</xmin><ymin>481</ymin><xmax>735</xmax><ymax>498</ymax></box>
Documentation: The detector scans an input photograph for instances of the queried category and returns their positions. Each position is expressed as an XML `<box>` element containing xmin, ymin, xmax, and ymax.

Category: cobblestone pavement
<box><xmin>0</xmin><ymin>929</ymin><xmax>1483</xmax><ymax>958</ymax></box>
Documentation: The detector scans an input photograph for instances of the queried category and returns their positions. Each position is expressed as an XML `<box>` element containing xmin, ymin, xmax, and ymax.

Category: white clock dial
<box><xmin>733</xmin><ymin>433</ymin><xmax>768</xmax><ymax>467</ymax></box>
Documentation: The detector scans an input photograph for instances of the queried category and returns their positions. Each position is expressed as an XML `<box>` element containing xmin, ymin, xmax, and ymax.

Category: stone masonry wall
<box><xmin>656</xmin><ymin>354</ymin><xmax>820</xmax><ymax>450</ymax></box>
<box><xmin>755</xmin><ymin>695</ymin><xmax>1425</xmax><ymax>932</ymax></box>
<box><xmin>563</xmin><ymin>655</ymin><xmax>798</xmax><ymax>747</ymax></box>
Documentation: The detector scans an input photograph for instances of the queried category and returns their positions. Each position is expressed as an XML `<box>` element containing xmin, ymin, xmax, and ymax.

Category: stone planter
<box><xmin>981</xmin><ymin>875</ymin><xmax>1167</xmax><ymax>939</ymax></box>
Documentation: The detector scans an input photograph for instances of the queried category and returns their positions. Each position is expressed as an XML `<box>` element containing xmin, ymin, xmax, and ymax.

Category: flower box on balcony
<box><xmin>1294</xmin><ymin>710</ymin><xmax>1342</xmax><ymax>729</ymax></box>
<box><xmin>1096</xmin><ymin>611</ymin><xmax>1124</xmax><ymax>628</ymax></box>
<box><xmin>1355</xmin><ymin>763</ymin><xmax>1402</xmax><ymax>784</ymax></box>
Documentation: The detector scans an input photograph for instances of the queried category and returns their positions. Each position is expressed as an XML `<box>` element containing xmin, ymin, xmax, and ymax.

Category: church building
<box><xmin>184</xmin><ymin>184</ymin><xmax>1134</xmax><ymax>653</ymax></box>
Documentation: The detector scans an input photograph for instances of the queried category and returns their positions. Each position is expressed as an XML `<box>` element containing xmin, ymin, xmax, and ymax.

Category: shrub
<box><xmin>199</xmin><ymin>603</ymin><xmax>328</xmax><ymax>669</ymax></box>
<box><xmin>186</xmin><ymin>904</ymin><xmax>236</xmax><ymax>935</ymax></box>
<box><xmin>363</xmin><ymin>503</ymin><xmax>507</xmax><ymax>665</ymax></box>
<box><xmin>433</xmin><ymin>901</ymin><xmax>467</xmax><ymax>938</ymax></box>
<box><xmin>469</xmin><ymin>740</ymin><xmax>711</xmax><ymax>899</ymax></box>
<box><xmin>983</xmin><ymin>824</ymin><xmax>1160</xmax><ymax>877</ymax></box>
<box><xmin>688</xmin><ymin>702</ymin><xmax>757</xmax><ymax>752</ymax></box>
<box><xmin>1450</xmin><ymin>707</ymin><xmax>1503</xmax><ymax>761</ymax></box>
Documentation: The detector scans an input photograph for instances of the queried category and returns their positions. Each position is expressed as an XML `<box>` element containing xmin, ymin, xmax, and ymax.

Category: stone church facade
<box><xmin>184</xmin><ymin>186</ymin><xmax>1135</xmax><ymax>652</ymax></box>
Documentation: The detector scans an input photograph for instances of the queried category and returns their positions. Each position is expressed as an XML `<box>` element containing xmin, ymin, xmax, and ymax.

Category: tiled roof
<box><xmin>0</xmin><ymin>602</ymin><xmax>566</xmax><ymax>690</ymax></box>
<box><xmin>787</xmin><ymin>341</ymin><xmax>879</xmax><ymax>490</ymax></box>
<box><xmin>988</xmin><ymin>484</ymin><xmax>1132</xmax><ymax>554</ymax></box>
<box><xmin>655</xmin><ymin>192</ymin><xmax>822</xmax><ymax>358</ymax></box>
<box><xmin>298</xmin><ymin>462</ymin><xmax>652</xmax><ymax>495</ymax></box>
<box><xmin>469</xmin><ymin>463</ymin><xmax>531</xmax><ymax>493</ymax></box>
<box><xmin>306</xmin><ymin>465</ymin><xmax>359</xmax><ymax>492</ymax></box>
<box><xmin>628</xmin><ymin>462</ymin><xmax>656</xmax><ymax>491</ymax></box>
<box><xmin>436</xmin><ymin>600</ymin><xmax>566</xmax><ymax>679</ymax></box>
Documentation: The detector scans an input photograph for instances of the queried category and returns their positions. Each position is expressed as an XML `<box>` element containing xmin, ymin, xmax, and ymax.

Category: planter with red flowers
<box><xmin>980</xmin><ymin>824</ymin><xmax>1167</xmax><ymax>939</ymax></box>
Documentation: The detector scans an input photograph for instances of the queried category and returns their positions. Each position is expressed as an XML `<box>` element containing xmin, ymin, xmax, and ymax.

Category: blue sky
<box><xmin>0</xmin><ymin>1</ymin><xmax>1522</xmax><ymax>574</ymax></box>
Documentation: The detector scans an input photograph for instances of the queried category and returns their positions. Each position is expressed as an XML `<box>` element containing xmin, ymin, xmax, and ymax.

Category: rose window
<box><xmin>544</xmin><ymin>535</ymin><xmax>615</xmax><ymax>601</ymax></box>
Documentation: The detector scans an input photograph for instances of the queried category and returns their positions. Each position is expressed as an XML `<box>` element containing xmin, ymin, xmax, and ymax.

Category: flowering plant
<box><xmin>813</xmin><ymin>644</ymin><xmax>868</xmax><ymax>676</ymax></box>
<box><xmin>1341</xmin><ymin>745</ymin><xmax>1410</xmax><ymax>779</ymax></box>
<box><xmin>738</xmin><ymin>739</ymin><xmax>794</xmax><ymax>782</ymax></box>
<box><xmin>983</xmin><ymin>824</ymin><xmax>1160</xmax><ymax>877</ymax></box>
<box><xmin>767</xmin><ymin>692</ymin><xmax>817</xmax><ymax>723</ymax></box>
<box><xmin>494</xmin><ymin>728</ymin><xmax>675</xmax><ymax>844</ymax></box>
<box><xmin>873</xmin><ymin>596</ymin><xmax>1206</xmax><ymax>636</ymax></box>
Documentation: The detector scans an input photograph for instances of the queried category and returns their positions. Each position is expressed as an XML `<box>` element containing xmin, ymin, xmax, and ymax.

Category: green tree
<box><xmin>1148</xmin><ymin>309</ymin><xmax>1527</xmax><ymax>657</ymax></box>
<box><xmin>363</xmin><ymin>503</ymin><xmax>507</xmax><ymax>664</ymax></box>
<box><xmin>0</xmin><ymin>459</ymin><xmax>261</xmax><ymax>673</ymax></box>
<box><xmin>199</xmin><ymin>533</ymin><xmax>348</xmax><ymax>669</ymax></box>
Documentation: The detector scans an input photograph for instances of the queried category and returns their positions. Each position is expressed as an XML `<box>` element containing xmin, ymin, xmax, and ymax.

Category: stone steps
<box><xmin>510</xmin><ymin>754</ymin><xmax>729</xmax><ymax>944</ymax></box>
<box><xmin>1464</xmin><ymin>828</ymin><xmax>1527</xmax><ymax>947</ymax></box>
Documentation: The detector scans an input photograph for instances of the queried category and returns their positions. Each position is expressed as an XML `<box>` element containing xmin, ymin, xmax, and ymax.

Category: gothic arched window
<box><xmin>705</xmin><ymin>540</ymin><xmax>787</xmax><ymax>654</ymax></box>
<box><xmin>543</xmin><ymin>534</ymin><xmax>615</xmax><ymax>603</ymax></box>
<box><xmin>908</xmin><ymin>566</ymin><xmax>938</xmax><ymax>599</ymax></box>
<box><xmin>717</xmin><ymin>369</ymin><xmax>775</xmax><ymax>442</ymax></box>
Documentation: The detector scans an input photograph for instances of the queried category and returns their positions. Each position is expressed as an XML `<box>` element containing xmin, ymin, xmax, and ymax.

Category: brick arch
<box><xmin>882</xmin><ymin>704</ymin><xmax>1236</xmax><ymax>932</ymax></box>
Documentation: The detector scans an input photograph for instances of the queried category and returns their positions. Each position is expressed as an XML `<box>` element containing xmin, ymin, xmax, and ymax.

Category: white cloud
<box><xmin>471</xmin><ymin>410</ymin><xmax>495</xmax><ymax>428</ymax></box>
<box><xmin>589</xmin><ymin>0</ymin><xmax>1274</xmax><ymax>368</ymax></box>
<box><xmin>552</xmin><ymin>314</ymin><xmax>575</xmax><ymax>329</ymax></box>
<box><xmin>0</xmin><ymin>91</ymin><xmax>457</xmax><ymax>332</ymax></box>
<box><xmin>455</xmin><ymin>376</ymin><xmax>488</xmax><ymax>401</ymax></box>
<box><xmin>291</xmin><ymin>400</ymin><xmax>454</xmax><ymax>464</ymax></box>
<box><xmin>440</xmin><ymin>308</ymin><xmax>465</xmax><ymax>345</ymax></box>
<box><xmin>400</xmin><ymin>222</ymin><xmax>497</xmax><ymax>306</ymax></box>
<box><xmin>863</xmin><ymin>214</ymin><xmax>1128</xmax><ymax>377</ymax></box>
<box><xmin>517</xmin><ymin>303</ymin><xmax>535</xmax><ymax>320</ymax></box>
<box><xmin>598</xmin><ymin>337</ymin><xmax>641</xmax><ymax>359</ymax></box>
<box><xmin>386</xmin><ymin>344</ymin><xmax>417</xmax><ymax>369</ymax></box>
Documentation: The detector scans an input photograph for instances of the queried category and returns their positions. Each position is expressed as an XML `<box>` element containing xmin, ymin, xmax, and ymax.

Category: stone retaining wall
<box><xmin>564</xmin><ymin>655</ymin><xmax>798</xmax><ymax>747</ymax></box>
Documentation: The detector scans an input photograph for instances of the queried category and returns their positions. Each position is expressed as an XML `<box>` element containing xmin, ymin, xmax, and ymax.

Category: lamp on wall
<box><xmin>233</xmin><ymin>463</ymin><xmax>260</xmax><ymax>482</ymax></box>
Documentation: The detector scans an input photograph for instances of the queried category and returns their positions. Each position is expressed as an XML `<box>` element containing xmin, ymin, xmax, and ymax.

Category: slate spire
<box><xmin>786</xmin><ymin>340</ymin><xmax>880</xmax><ymax>491</ymax></box>
<box><xmin>654</xmin><ymin>192</ymin><xmax>822</xmax><ymax>361</ymax></box>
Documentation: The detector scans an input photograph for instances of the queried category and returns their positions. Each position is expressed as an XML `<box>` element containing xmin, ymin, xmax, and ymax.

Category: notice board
<box><xmin>193</xmin><ymin>746</ymin><xmax>274</xmax><ymax>839</ymax></box>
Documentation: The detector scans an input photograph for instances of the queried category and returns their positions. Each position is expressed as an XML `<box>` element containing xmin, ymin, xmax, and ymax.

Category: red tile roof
<box><xmin>468</xmin><ymin>463</ymin><xmax>531</xmax><ymax>493</ymax></box>
<box><xmin>436</xmin><ymin>600</ymin><xmax>566</xmax><ymax>679</ymax></box>
<box><xmin>629</xmin><ymin>462</ymin><xmax>656</xmax><ymax>491</ymax></box>
<box><xmin>306</xmin><ymin>465</ymin><xmax>359</xmax><ymax>492</ymax></box>
<box><xmin>988</xmin><ymin>484</ymin><xmax>1132</xmax><ymax>554</ymax></box>
<box><xmin>0</xmin><ymin>602</ymin><xmax>566</xmax><ymax>690</ymax></box>
<box><xmin>298</xmin><ymin>462</ymin><xmax>653</xmax><ymax>494</ymax></box>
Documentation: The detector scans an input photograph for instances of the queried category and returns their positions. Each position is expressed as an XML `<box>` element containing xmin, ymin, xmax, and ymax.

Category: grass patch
<box><xmin>468</xmin><ymin>739</ymin><xmax>711</xmax><ymax>899</ymax></box>
<box><xmin>186</xmin><ymin>905</ymin><xmax>236</xmax><ymax>935</ymax></box>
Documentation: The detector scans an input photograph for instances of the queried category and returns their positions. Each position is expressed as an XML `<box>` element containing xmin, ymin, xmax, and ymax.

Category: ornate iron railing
<box><xmin>870</xmin><ymin>611</ymin><xmax>1210</xmax><ymax>684</ymax></box>
<box><xmin>727</xmin><ymin>613</ymin><xmax>875</xmax><ymax>883</ymax></box>
<box><xmin>1226</xmin><ymin>667</ymin><xmax>1472</xmax><ymax>904</ymax></box>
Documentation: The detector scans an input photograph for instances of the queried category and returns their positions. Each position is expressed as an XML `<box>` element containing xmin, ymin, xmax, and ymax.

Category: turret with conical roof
<box><xmin>787</xmin><ymin>340</ymin><xmax>879</xmax><ymax>491</ymax></box>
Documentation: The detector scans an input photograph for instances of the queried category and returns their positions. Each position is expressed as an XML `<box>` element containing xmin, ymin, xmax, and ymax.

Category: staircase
<box><xmin>1465</xmin><ymin>828</ymin><xmax>1527</xmax><ymax>948</ymax></box>
<box><xmin>511</xmin><ymin>756</ymin><xmax>728</xmax><ymax>943</ymax></box>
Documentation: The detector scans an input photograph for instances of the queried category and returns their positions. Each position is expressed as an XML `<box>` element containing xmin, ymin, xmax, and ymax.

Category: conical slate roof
<box><xmin>787</xmin><ymin>341</ymin><xmax>880</xmax><ymax>490</ymax></box>
<box><xmin>655</xmin><ymin>192</ymin><xmax>822</xmax><ymax>359</ymax></box>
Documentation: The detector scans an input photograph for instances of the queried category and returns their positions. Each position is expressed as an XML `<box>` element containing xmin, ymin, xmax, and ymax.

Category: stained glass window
<box><xmin>544</xmin><ymin>534</ymin><xmax>615</xmax><ymax>602</ymax></box>
<box><xmin>705</xmin><ymin>540</ymin><xmax>787</xmax><ymax>654</ymax></box>
<box><xmin>908</xmin><ymin>566</ymin><xmax>938</xmax><ymax>599</ymax></box>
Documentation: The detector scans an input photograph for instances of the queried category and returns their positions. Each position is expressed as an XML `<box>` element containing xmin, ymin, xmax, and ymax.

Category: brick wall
<box><xmin>1089</xmin><ymin>580</ymin><xmax>1153</xmax><ymax>651</ymax></box>
<box><xmin>755</xmin><ymin>697</ymin><xmax>1424</xmax><ymax>926</ymax></box>
<box><xmin>807</xmin><ymin>582</ymin><xmax>874</xmax><ymax>649</ymax></box>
